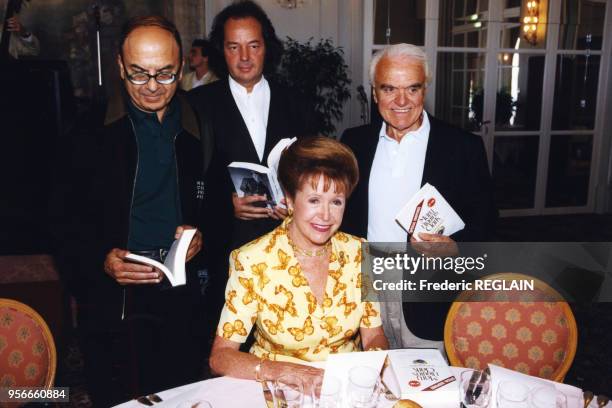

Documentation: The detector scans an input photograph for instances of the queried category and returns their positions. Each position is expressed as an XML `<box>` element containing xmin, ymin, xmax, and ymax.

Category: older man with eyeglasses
<box><xmin>51</xmin><ymin>15</ymin><xmax>212</xmax><ymax>406</ymax></box>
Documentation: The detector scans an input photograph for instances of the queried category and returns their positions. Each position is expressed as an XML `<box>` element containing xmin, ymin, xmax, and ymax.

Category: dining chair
<box><xmin>444</xmin><ymin>273</ymin><xmax>577</xmax><ymax>382</ymax></box>
<box><xmin>0</xmin><ymin>298</ymin><xmax>57</xmax><ymax>391</ymax></box>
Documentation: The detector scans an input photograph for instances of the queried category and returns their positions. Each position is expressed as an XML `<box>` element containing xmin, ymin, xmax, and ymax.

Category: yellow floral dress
<box><xmin>216</xmin><ymin>218</ymin><xmax>383</xmax><ymax>363</ymax></box>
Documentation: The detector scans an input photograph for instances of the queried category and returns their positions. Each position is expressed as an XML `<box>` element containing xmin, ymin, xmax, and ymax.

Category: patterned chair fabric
<box><xmin>444</xmin><ymin>273</ymin><xmax>577</xmax><ymax>382</ymax></box>
<box><xmin>0</xmin><ymin>298</ymin><xmax>56</xmax><ymax>389</ymax></box>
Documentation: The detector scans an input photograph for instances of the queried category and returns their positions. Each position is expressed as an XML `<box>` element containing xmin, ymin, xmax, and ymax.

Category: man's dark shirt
<box><xmin>127</xmin><ymin>98</ymin><xmax>182</xmax><ymax>251</ymax></box>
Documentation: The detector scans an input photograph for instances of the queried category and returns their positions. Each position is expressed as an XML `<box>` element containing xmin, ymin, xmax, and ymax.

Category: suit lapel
<box><xmin>421</xmin><ymin>114</ymin><xmax>445</xmax><ymax>187</ymax></box>
<box><xmin>361</xmin><ymin>124</ymin><xmax>380</xmax><ymax>183</ymax></box>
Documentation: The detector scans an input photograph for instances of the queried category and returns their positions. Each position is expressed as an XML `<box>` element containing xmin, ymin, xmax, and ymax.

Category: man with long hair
<box><xmin>189</xmin><ymin>1</ymin><xmax>312</xmax><ymax>280</ymax></box>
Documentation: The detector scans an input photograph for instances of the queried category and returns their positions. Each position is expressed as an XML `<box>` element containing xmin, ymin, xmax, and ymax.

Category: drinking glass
<box><xmin>459</xmin><ymin>369</ymin><xmax>491</xmax><ymax>408</ymax></box>
<box><xmin>528</xmin><ymin>387</ymin><xmax>568</xmax><ymax>408</ymax></box>
<box><xmin>274</xmin><ymin>374</ymin><xmax>304</xmax><ymax>408</ymax></box>
<box><xmin>498</xmin><ymin>381</ymin><xmax>529</xmax><ymax>408</ymax></box>
<box><xmin>312</xmin><ymin>375</ymin><xmax>342</xmax><ymax>408</ymax></box>
<box><xmin>346</xmin><ymin>366</ymin><xmax>380</xmax><ymax>408</ymax></box>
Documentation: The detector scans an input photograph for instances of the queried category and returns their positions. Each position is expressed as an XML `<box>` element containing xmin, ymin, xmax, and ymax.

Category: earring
<box><xmin>288</xmin><ymin>207</ymin><xmax>294</xmax><ymax>216</ymax></box>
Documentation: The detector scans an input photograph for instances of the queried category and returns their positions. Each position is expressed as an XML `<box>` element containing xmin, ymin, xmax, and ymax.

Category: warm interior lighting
<box><xmin>522</xmin><ymin>0</ymin><xmax>540</xmax><ymax>46</ymax></box>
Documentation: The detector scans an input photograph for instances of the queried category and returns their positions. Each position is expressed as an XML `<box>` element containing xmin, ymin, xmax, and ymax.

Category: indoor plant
<box><xmin>273</xmin><ymin>37</ymin><xmax>351</xmax><ymax>136</ymax></box>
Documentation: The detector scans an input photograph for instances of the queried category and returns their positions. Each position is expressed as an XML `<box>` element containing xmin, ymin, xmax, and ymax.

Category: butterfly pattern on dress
<box><xmin>251</xmin><ymin>262</ymin><xmax>270</xmax><ymax>290</ymax></box>
<box><xmin>216</xmin><ymin>218</ymin><xmax>383</xmax><ymax>363</ymax></box>
<box><xmin>288</xmin><ymin>316</ymin><xmax>314</xmax><ymax>341</ymax></box>
<box><xmin>263</xmin><ymin>318</ymin><xmax>284</xmax><ymax>335</ymax></box>
<box><xmin>306</xmin><ymin>292</ymin><xmax>317</xmax><ymax>315</ymax></box>
<box><xmin>273</xmin><ymin>249</ymin><xmax>291</xmax><ymax>270</ymax></box>
<box><xmin>361</xmin><ymin>302</ymin><xmax>379</xmax><ymax>327</ymax></box>
<box><xmin>231</xmin><ymin>249</ymin><xmax>244</xmax><ymax>272</ymax></box>
<box><xmin>338</xmin><ymin>295</ymin><xmax>357</xmax><ymax>317</ymax></box>
<box><xmin>226</xmin><ymin>290</ymin><xmax>238</xmax><ymax>314</ymax></box>
<box><xmin>320</xmin><ymin>316</ymin><xmax>343</xmax><ymax>337</ymax></box>
<box><xmin>288</xmin><ymin>264</ymin><xmax>309</xmax><ymax>288</ymax></box>
<box><xmin>328</xmin><ymin>269</ymin><xmax>347</xmax><ymax>296</ymax></box>
<box><xmin>223</xmin><ymin>320</ymin><xmax>247</xmax><ymax>339</ymax></box>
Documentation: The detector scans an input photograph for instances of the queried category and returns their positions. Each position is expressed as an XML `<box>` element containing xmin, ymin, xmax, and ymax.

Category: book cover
<box><xmin>385</xmin><ymin>349</ymin><xmax>458</xmax><ymax>406</ymax></box>
<box><xmin>227</xmin><ymin>138</ymin><xmax>295</xmax><ymax>209</ymax></box>
<box><xmin>395</xmin><ymin>183</ymin><xmax>465</xmax><ymax>241</ymax></box>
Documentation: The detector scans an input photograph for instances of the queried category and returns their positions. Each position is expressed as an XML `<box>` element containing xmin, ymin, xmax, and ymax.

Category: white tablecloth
<box><xmin>114</xmin><ymin>367</ymin><xmax>604</xmax><ymax>408</ymax></box>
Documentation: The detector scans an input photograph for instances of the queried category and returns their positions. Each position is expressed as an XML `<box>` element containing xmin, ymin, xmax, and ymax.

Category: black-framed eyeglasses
<box><xmin>123</xmin><ymin>67</ymin><xmax>178</xmax><ymax>85</ymax></box>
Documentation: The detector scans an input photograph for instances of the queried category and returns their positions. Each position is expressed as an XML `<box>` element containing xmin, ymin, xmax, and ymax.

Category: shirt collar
<box><xmin>379</xmin><ymin>111</ymin><xmax>430</xmax><ymax>143</ymax></box>
<box><xmin>127</xmin><ymin>95</ymin><xmax>178</xmax><ymax>123</ymax></box>
<box><xmin>228</xmin><ymin>74</ymin><xmax>267</xmax><ymax>96</ymax></box>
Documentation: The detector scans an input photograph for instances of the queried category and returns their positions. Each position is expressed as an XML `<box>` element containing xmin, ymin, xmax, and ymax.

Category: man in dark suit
<box><xmin>341</xmin><ymin>43</ymin><xmax>497</xmax><ymax>347</ymax></box>
<box><xmin>189</xmin><ymin>0</ymin><xmax>308</xmax><ymax>251</ymax></box>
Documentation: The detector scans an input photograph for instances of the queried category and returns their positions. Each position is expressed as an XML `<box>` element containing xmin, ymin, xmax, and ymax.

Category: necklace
<box><xmin>287</xmin><ymin>229</ymin><xmax>331</xmax><ymax>257</ymax></box>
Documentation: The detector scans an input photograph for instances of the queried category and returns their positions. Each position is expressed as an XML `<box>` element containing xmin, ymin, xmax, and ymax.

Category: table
<box><xmin>114</xmin><ymin>367</ymin><xmax>602</xmax><ymax>408</ymax></box>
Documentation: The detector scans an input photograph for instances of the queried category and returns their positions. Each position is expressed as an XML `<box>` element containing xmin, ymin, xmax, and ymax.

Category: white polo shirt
<box><xmin>367</xmin><ymin>112</ymin><xmax>430</xmax><ymax>242</ymax></box>
<box><xmin>229</xmin><ymin>75</ymin><xmax>270</xmax><ymax>162</ymax></box>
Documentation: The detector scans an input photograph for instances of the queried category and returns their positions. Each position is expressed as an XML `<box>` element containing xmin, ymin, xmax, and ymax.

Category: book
<box><xmin>124</xmin><ymin>228</ymin><xmax>197</xmax><ymax>287</ymax></box>
<box><xmin>384</xmin><ymin>348</ymin><xmax>458</xmax><ymax>407</ymax></box>
<box><xmin>227</xmin><ymin>138</ymin><xmax>296</xmax><ymax>209</ymax></box>
<box><xmin>395</xmin><ymin>183</ymin><xmax>465</xmax><ymax>241</ymax></box>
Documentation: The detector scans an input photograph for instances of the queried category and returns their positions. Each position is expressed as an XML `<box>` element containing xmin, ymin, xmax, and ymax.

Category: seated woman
<box><xmin>209</xmin><ymin>136</ymin><xmax>389</xmax><ymax>384</ymax></box>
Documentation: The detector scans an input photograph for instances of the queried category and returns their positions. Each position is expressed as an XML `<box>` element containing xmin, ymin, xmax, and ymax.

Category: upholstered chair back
<box><xmin>444</xmin><ymin>273</ymin><xmax>577</xmax><ymax>382</ymax></box>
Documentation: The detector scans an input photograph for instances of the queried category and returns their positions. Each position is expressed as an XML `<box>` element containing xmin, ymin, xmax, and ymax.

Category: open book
<box><xmin>227</xmin><ymin>138</ymin><xmax>295</xmax><ymax>209</ymax></box>
<box><xmin>395</xmin><ymin>183</ymin><xmax>465</xmax><ymax>241</ymax></box>
<box><xmin>124</xmin><ymin>228</ymin><xmax>196</xmax><ymax>287</ymax></box>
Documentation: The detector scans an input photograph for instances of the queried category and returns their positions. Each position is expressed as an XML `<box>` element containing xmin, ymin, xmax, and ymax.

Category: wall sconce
<box><xmin>522</xmin><ymin>1</ymin><xmax>539</xmax><ymax>46</ymax></box>
<box><xmin>277</xmin><ymin>0</ymin><xmax>306</xmax><ymax>9</ymax></box>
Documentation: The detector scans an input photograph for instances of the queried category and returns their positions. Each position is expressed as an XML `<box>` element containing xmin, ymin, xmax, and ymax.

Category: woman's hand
<box><xmin>271</xmin><ymin>361</ymin><xmax>324</xmax><ymax>395</ymax></box>
<box><xmin>210</xmin><ymin>336</ymin><xmax>323</xmax><ymax>394</ymax></box>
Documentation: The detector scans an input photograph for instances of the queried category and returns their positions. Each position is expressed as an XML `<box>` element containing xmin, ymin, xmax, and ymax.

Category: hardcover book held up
<box><xmin>228</xmin><ymin>137</ymin><xmax>296</xmax><ymax>209</ymax></box>
<box><xmin>124</xmin><ymin>228</ymin><xmax>197</xmax><ymax>287</ymax></box>
<box><xmin>395</xmin><ymin>183</ymin><xmax>465</xmax><ymax>241</ymax></box>
<box><xmin>384</xmin><ymin>348</ymin><xmax>458</xmax><ymax>407</ymax></box>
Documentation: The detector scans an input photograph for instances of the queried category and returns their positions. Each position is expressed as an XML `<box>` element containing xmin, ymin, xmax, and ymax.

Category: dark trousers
<box><xmin>80</xmin><ymin>282</ymin><xmax>206</xmax><ymax>406</ymax></box>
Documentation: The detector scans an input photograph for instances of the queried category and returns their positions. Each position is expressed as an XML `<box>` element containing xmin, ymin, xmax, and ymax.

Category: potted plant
<box><xmin>273</xmin><ymin>37</ymin><xmax>351</xmax><ymax>136</ymax></box>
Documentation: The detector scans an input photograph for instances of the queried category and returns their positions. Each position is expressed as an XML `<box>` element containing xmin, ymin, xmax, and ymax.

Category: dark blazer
<box><xmin>341</xmin><ymin>114</ymin><xmax>497</xmax><ymax>242</ymax></box>
<box><xmin>341</xmin><ymin>114</ymin><xmax>498</xmax><ymax>341</ymax></box>
<box><xmin>188</xmin><ymin>78</ymin><xmax>309</xmax><ymax>251</ymax></box>
<box><xmin>50</xmin><ymin>93</ymin><xmax>207</xmax><ymax>328</ymax></box>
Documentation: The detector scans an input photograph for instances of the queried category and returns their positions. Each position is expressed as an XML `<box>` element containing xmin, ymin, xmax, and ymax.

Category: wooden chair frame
<box><xmin>444</xmin><ymin>273</ymin><xmax>578</xmax><ymax>382</ymax></box>
<box><xmin>0</xmin><ymin>298</ymin><xmax>57</xmax><ymax>388</ymax></box>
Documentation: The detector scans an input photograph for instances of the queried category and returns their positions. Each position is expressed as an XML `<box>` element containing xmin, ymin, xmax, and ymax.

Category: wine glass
<box><xmin>274</xmin><ymin>374</ymin><xmax>304</xmax><ymax>408</ymax></box>
<box><xmin>312</xmin><ymin>375</ymin><xmax>342</xmax><ymax>408</ymax></box>
<box><xmin>528</xmin><ymin>387</ymin><xmax>568</xmax><ymax>408</ymax></box>
<box><xmin>498</xmin><ymin>381</ymin><xmax>529</xmax><ymax>408</ymax></box>
<box><xmin>346</xmin><ymin>366</ymin><xmax>380</xmax><ymax>408</ymax></box>
<box><xmin>459</xmin><ymin>369</ymin><xmax>491</xmax><ymax>408</ymax></box>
